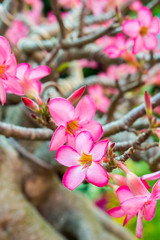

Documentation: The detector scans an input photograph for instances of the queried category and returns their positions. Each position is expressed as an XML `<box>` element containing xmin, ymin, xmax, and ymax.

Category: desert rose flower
<box><xmin>87</xmin><ymin>85</ymin><xmax>110</xmax><ymax>113</ymax></box>
<box><xmin>0</xmin><ymin>36</ymin><xmax>24</xmax><ymax>105</ymax></box>
<box><xmin>56</xmin><ymin>131</ymin><xmax>109</xmax><ymax>190</ymax></box>
<box><xmin>16</xmin><ymin>63</ymin><xmax>50</xmax><ymax>103</ymax></box>
<box><xmin>108</xmin><ymin>165</ymin><xmax>160</xmax><ymax>239</ymax></box>
<box><xmin>48</xmin><ymin>96</ymin><xmax>103</xmax><ymax>150</ymax></box>
<box><xmin>122</xmin><ymin>7</ymin><xmax>160</xmax><ymax>54</ymax></box>
<box><xmin>104</xmin><ymin>33</ymin><xmax>132</xmax><ymax>58</ymax></box>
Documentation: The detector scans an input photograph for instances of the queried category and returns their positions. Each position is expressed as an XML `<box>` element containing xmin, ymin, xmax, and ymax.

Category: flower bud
<box><xmin>145</xmin><ymin>91</ymin><xmax>152</xmax><ymax>122</ymax></box>
<box><xmin>67</xmin><ymin>86</ymin><xmax>85</xmax><ymax>104</ymax></box>
<box><xmin>22</xmin><ymin>97</ymin><xmax>39</xmax><ymax>112</ymax></box>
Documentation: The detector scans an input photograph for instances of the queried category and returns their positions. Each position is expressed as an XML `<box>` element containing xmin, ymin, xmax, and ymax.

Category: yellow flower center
<box><xmin>79</xmin><ymin>153</ymin><xmax>93</xmax><ymax>168</ymax></box>
<box><xmin>140</xmin><ymin>26</ymin><xmax>148</xmax><ymax>36</ymax></box>
<box><xmin>66</xmin><ymin>120</ymin><xmax>79</xmax><ymax>135</ymax></box>
<box><xmin>0</xmin><ymin>64</ymin><xmax>7</xmax><ymax>79</ymax></box>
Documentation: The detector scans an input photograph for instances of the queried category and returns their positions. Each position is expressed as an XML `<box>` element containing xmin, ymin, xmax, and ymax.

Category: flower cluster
<box><xmin>48</xmin><ymin>92</ymin><xmax>109</xmax><ymax>190</ymax></box>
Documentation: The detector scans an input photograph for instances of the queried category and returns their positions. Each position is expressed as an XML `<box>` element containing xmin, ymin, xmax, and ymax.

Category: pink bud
<box><xmin>144</xmin><ymin>91</ymin><xmax>152</xmax><ymax>120</ymax></box>
<box><xmin>67</xmin><ymin>86</ymin><xmax>85</xmax><ymax>104</ymax></box>
<box><xmin>108</xmin><ymin>173</ymin><xmax>127</xmax><ymax>186</ymax></box>
<box><xmin>22</xmin><ymin>97</ymin><xmax>39</xmax><ymax>112</ymax></box>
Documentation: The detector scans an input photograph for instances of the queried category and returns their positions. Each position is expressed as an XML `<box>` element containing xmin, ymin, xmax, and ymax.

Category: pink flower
<box><xmin>80</xmin><ymin>59</ymin><xmax>98</xmax><ymax>69</ymax></box>
<box><xmin>108</xmin><ymin>168</ymin><xmax>160</xmax><ymax>238</ymax></box>
<box><xmin>25</xmin><ymin>0</ymin><xmax>43</xmax><ymax>24</ymax></box>
<box><xmin>130</xmin><ymin>0</ymin><xmax>142</xmax><ymax>11</ymax></box>
<box><xmin>87</xmin><ymin>85</ymin><xmax>110</xmax><ymax>113</ymax></box>
<box><xmin>85</xmin><ymin>0</ymin><xmax>107</xmax><ymax>16</ymax></box>
<box><xmin>104</xmin><ymin>33</ymin><xmax>132</xmax><ymax>58</ymax></box>
<box><xmin>6</xmin><ymin>20</ymin><xmax>29</xmax><ymax>46</ymax></box>
<box><xmin>48</xmin><ymin>96</ymin><xmax>103</xmax><ymax>151</ymax></box>
<box><xmin>0</xmin><ymin>36</ymin><xmax>24</xmax><ymax>105</ymax></box>
<box><xmin>56</xmin><ymin>131</ymin><xmax>109</xmax><ymax>190</ymax></box>
<box><xmin>123</xmin><ymin>7</ymin><xmax>160</xmax><ymax>54</ymax></box>
<box><xmin>16</xmin><ymin>63</ymin><xmax>50</xmax><ymax>102</ymax></box>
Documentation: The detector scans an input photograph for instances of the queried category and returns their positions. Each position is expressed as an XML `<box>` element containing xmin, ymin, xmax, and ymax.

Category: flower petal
<box><xmin>144</xmin><ymin>199</ymin><xmax>156</xmax><ymax>221</ymax></box>
<box><xmin>144</xmin><ymin>34</ymin><xmax>158</xmax><ymax>50</ymax></box>
<box><xmin>121</xmin><ymin>196</ymin><xmax>147</xmax><ymax>215</ymax></box>
<box><xmin>62</xmin><ymin>166</ymin><xmax>85</xmax><ymax>190</ymax></box>
<box><xmin>136</xmin><ymin>209</ymin><xmax>144</xmax><ymax>239</ymax></box>
<box><xmin>149</xmin><ymin>17</ymin><xmax>160</xmax><ymax>34</ymax></box>
<box><xmin>86</xmin><ymin>162</ymin><xmax>108</xmax><ymax>187</ymax></box>
<box><xmin>132</xmin><ymin>36</ymin><xmax>143</xmax><ymax>54</ymax></box>
<box><xmin>75</xmin><ymin>96</ymin><xmax>96</xmax><ymax>123</ymax></box>
<box><xmin>122</xmin><ymin>20</ymin><xmax>140</xmax><ymax>38</ymax></box>
<box><xmin>29</xmin><ymin>65</ymin><xmax>50</xmax><ymax>80</ymax></box>
<box><xmin>56</xmin><ymin>145</ymin><xmax>80</xmax><ymax>167</ymax></box>
<box><xmin>83</xmin><ymin>120</ymin><xmax>103</xmax><ymax>142</ymax></box>
<box><xmin>16</xmin><ymin>63</ymin><xmax>30</xmax><ymax>80</ymax></box>
<box><xmin>104</xmin><ymin>45</ymin><xmax>120</xmax><ymax>58</ymax></box>
<box><xmin>4</xmin><ymin>75</ymin><xmax>24</xmax><ymax>95</ymax></box>
<box><xmin>49</xmin><ymin>126</ymin><xmax>67</xmax><ymax>151</ymax></box>
<box><xmin>116</xmin><ymin>33</ymin><xmax>126</xmax><ymax>48</ymax></box>
<box><xmin>48</xmin><ymin>98</ymin><xmax>75</xmax><ymax>126</ymax></box>
<box><xmin>90</xmin><ymin>140</ymin><xmax>109</xmax><ymax>161</ymax></box>
<box><xmin>151</xmin><ymin>179</ymin><xmax>160</xmax><ymax>200</ymax></box>
<box><xmin>0</xmin><ymin>82</ymin><xmax>6</xmax><ymax>105</ymax></box>
<box><xmin>0</xmin><ymin>36</ymin><xmax>11</xmax><ymax>56</ymax></box>
<box><xmin>138</xmin><ymin>7</ymin><xmax>152</xmax><ymax>27</ymax></box>
<box><xmin>75</xmin><ymin>131</ymin><xmax>94</xmax><ymax>155</ymax></box>
<box><xmin>142</xmin><ymin>171</ymin><xmax>160</xmax><ymax>181</ymax></box>
<box><xmin>116</xmin><ymin>186</ymin><xmax>133</xmax><ymax>203</ymax></box>
<box><xmin>108</xmin><ymin>206</ymin><xmax>125</xmax><ymax>218</ymax></box>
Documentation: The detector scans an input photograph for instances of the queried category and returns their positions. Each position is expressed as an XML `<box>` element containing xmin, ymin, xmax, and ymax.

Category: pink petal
<box><xmin>48</xmin><ymin>98</ymin><xmax>75</xmax><ymax>126</ymax></box>
<box><xmin>108</xmin><ymin>206</ymin><xmax>125</xmax><ymax>218</ymax></box>
<box><xmin>62</xmin><ymin>166</ymin><xmax>85</xmax><ymax>190</ymax></box>
<box><xmin>142</xmin><ymin>171</ymin><xmax>160</xmax><ymax>181</ymax></box>
<box><xmin>16</xmin><ymin>63</ymin><xmax>30</xmax><ymax>80</ymax></box>
<box><xmin>122</xmin><ymin>20</ymin><xmax>140</xmax><ymax>38</ymax></box>
<box><xmin>132</xmin><ymin>36</ymin><xmax>143</xmax><ymax>54</ymax></box>
<box><xmin>0</xmin><ymin>82</ymin><xmax>6</xmax><ymax>105</ymax></box>
<box><xmin>90</xmin><ymin>140</ymin><xmax>109</xmax><ymax>161</ymax></box>
<box><xmin>116</xmin><ymin>186</ymin><xmax>133</xmax><ymax>203</ymax></box>
<box><xmin>0</xmin><ymin>36</ymin><xmax>11</xmax><ymax>56</ymax></box>
<box><xmin>149</xmin><ymin>17</ymin><xmax>160</xmax><ymax>34</ymax></box>
<box><xmin>56</xmin><ymin>145</ymin><xmax>80</xmax><ymax>167</ymax></box>
<box><xmin>29</xmin><ymin>65</ymin><xmax>50</xmax><ymax>80</ymax></box>
<box><xmin>6</xmin><ymin>54</ymin><xmax>17</xmax><ymax>75</ymax></box>
<box><xmin>126</xmin><ymin>172</ymin><xmax>150</xmax><ymax>197</ymax></box>
<box><xmin>144</xmin><ymin>199</ymin><xmax>156</xmax><ymax>221</ymax></box>
<box><xmin>104</xmin><ymin>45</ymin><xmax>120</xmax><ymax>58</ymax></box>
<box><xmin>136</xmin><ymin>209</ymin><xmax>144</xmax><ymax>239</ymax></box>
<box><xmin>138</xmin><ymin>7</ymin><xmax>152</xmax><ymax>27</ymax></box>
<box><xmin>151</xmin><ymin>179</ymin><xmax>160</xmax><ymax>200</ymax></box>
<box><xmin>49</xmin><ymin>126</ymin><xmax>67</xmax><ymax>151</ymax></box>
<box><xmin>74</xmin><ymin>96</ymin><xmax>96</xmax><ymax>123</ymax></box>
<box><xmin>83</xmin><ymin>120</ymin><xmax>103</xmax><ymax>142</ymax></box>
<box><xmin>86</xmin><ymin>162</ymin><xmax>108</xmax><ymax>187</ymax></box>
<box><xmin>116</xmin><ymin>33</ymin><xmax>126</xmax><ymax>48</ymax></box>
<box><xmin>4</xmin><ymin>75</ymin><xmax>24</xmax><ymax>95</ymax></box>
<box><xmin>144</xmin><ymin>34</ymin><xmax>158</xmax><ymax>50</ymax></box>
<box><xmin>75</xmin><ymin>131</ymin><xmax>94</xmax><ymax>155</ymax></box>
<box><xmin>121</xmin><ymin>196</ymin><xmax>147</xmax><ymax>216</ymax></box>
